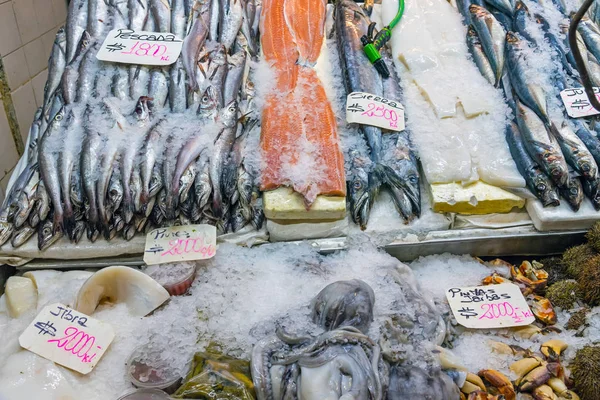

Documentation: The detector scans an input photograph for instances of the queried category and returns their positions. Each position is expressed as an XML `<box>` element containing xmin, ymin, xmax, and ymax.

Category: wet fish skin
<box><xmin>505</xmin><ymin>121</ymin><xmax>560</xmax><ymax>207</ymax></box>
<box><xmin>72</xmin><ymin>220</ymin><xmax>86</xmax><ymax>244</ymax></box>
<box><xmin>577</xmin><ymin>17</ymin><xmax>600</xmax><ymax>66</ymax></box>
<box><xmin>224</xmin><ymin>51</ymin><xmax>248</xmax><ymax>105</ymax></box>
<box><xmin>208</xmin><ymin>46</ymin><xmax>227</xmax><ymax>108</ymax></box>
<box><xmin>129</xmin><ymin>0</ymin><xmax>149</xmax><ymax>30</ymax></box>
<box><xmin>209</xmin><ymin>0</ymin><xmax>220</xmax><ymax>41</ymax></box>
<box><xmin>467</xmin><ymin>25</ymin><xmax>496</xmax><ymax>86</ymax></box>
<box><xmin>210</xmin><ymin>100</ymin><xmax>239</xmax><ymax>219</ymax></box>
<box><xmin>107</xmin><ymin>171</ymin><xmax>124</xmax><ymax>216</ymax></box>
<box><xmin>11</xmin><ymin>224</ymin><xmax>36</xmax><ymax>248</ymax></box>
<box><xmin>456</xmin><ymin>0</ymin><xmax>483</xmax><ymax>22</ymax></box>
<box><xmin>139</xmin><ymin>120</ymin><xmax>166</xmax><ymax>210</ymax></box>
<box><xmin>13</xmin><ymin>168</ymin><xmax>39</xmax><ymax>229</ymax></box>
<box><xmin>469</xmin><ymin>5</ymin><xmax>506</xmax><ymax>87</ymax></box>
<box><xmin>169</xmin><ymin>58</ymin><xmax>187</xmax><ymax>113</ymax></box>
<box><xmin>77</xmin><ymin>43</ymin><xmax>102</xmax><ymax>103</ymax></box>
<box><xmin>30</xmin><ymin>180</ymin><xmax>50</xmax><ymax>228</ymax></box>
<box><xmin>148</xmin><ymin>68</ymin><xmax>170</xmax><ymax>109</ymax></box>
<box><xmin>514</xmin><ymin>1</ymin><xmax>537</xmax><ymax>45</ymax></box>
<box><xmin>485</xmin><ymin>0</ymin><xmax>514</xmax><ymax>16</ymax></box>
<box><xmin>58</xmin><ymin>110</ymin><xmax>82</xmax><ymax>237</ymax></box>
<box><xmin>553</xmin><ymin>122</ymin><xmax>599</xmax><ymax>181</ymax></box>
<box><xmin>171</xmin><ymin>0</ymin><xmax>186</xmax><ymax>37</ymax></box>
<box><xmin>182</xmin><ymin>0</ymin><xmax>211</xmax><ymax>92</ymax></box>
<box><xmin>39</xmin><ymin>107</ymin><xmax>68</xmax><ymax>234</ymax></box>
<box><xmin>516</xmin><ymin>102</ymin><xmax>569</xmax><ymax>188</ymax></box>
<box><xmin>0</xmin><ymin>209</ymin><xmax>14</xmax><ymax>247</ymax></box>
<box><xmin>62</xmin><ymin>31</ymin><xmax>92</xmax><ymax>104</ymax></box>
<box><xmin>150</xmin><ymin>0</ymin><xmax>171</xmax><ymax>32</ymax></box>
<box><xmin>240</xmin><ymin>1</ymin><xmax>258</xmax><ymax>56</ymax></box>
<box><xmin>219</xmin><ymin>0</ymin><xmax>244</xmax><ymax>51</ymax></box>
<box><xmin>88</xmin><ymin>0</ymin><xmax>109</xmax><ymax>39</ymax></box>
<box><xmin>506</xmin><ymin>31</ymin><xmax>551</xmax><ymax>125</ymax></box>
<box><xmin>80</xmin><ymin>106</ymin><xmax>104</xmax><ymax>227</ymax></box>
<box><xmin>179</xmin><ymin>163</ymin><xmax>198</xmax><ymax>203</ymax></box>
<box><xmin>66</xmin><ymin>0</ymin><xmax>89</xmax><ymax>63</ymax></box>
<box><xmin>43</xmin><ymin>28</ymin><xmax>67</xmax><ymax>110</ymax></box>
<box><xmin>38</xmin><ymin>217</ymin><xmax>63</xmax><ymax>251</ymax></box>
<box><xmin>347</xmin><ymin>151</ymin><xmax>371</xmax><ymax>230</ymax></box>
<box><xmin>560</xmin><ymin>174</ymin><xmax>584</xmax><ymax>212</ymax></box>
<box><xmin>194</xmin><ymin>157</ymin><xmax>212</xmax><ymax>210</ymax></box>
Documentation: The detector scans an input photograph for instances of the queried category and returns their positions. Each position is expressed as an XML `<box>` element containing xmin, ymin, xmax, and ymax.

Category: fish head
<box><xmin>75</xmin><ymin>31</ymin><xmax>93</xmax><ymax>59</ymax></box>
<box><xmin>55</xmin><ymin>26</ymin><xmax>67</xmax><ymax>44</ymax></box>
<box><xmin>506</xmin><ymin>31</ymin><xmax>520</xmax><ymax>45</ymax></box>
<box><xmin>48</xmin><ymin>105</ymin><xmax>67</xmax><ymax>131</ymax></box>
<box><xmin>0</xmin><ymin>219</ymin><xmax>13</xmax><ymax>246</ymax></box>
<box><xmin>561</xmin><ymin>177</ymin><xmax>584</xmax><ymax>211</ymax></box>
<box><xmin>467</xmin><ymin>25</ymin><xmax>480</xmax><ymax>43</ymax></box>
<box><xmin>38</xmin><ymin>219</ymin><xmax>62</xmax><ymax>250</ymax></box>
<box><xmin>515</xmin><ymin>1</ymin><xmax>529</xmax><ymax>15</ymax></box>
<box><xmin>12</xmin><ymin>226</ymin><xmax>34</xmax><ymax>247</ymax></box>
<box><xmin>72</xmin><ymin>221</ymin><xmax>86</xmax><ymax>244</ymax></box>
<box><xmin>348</xmin><ymin>152</ymin><xmax>371</xmax><ymax>230</ymax></box>
<box><xmin>468</xmin><ymin>4</ymin><xmax>487</xmax><ymax>18</ymax></box>
<box><xmin>198</xmin><ymin>86</ymin><xmax>219</xmax><ymax>119</ymax></box>
<box><xmin>134</xmin><ymin>96</ymin><xmax>153</xmax><ymax>122</ymax></box>
<box><xmin>533</xmin><ymin>176</ymin><xmax>560</xmax><ymax>207</ymax></box>
<box><xmin>219</xmin><ymin>100</ymin><xmax>239</xmax><ymax>128</ymax></box>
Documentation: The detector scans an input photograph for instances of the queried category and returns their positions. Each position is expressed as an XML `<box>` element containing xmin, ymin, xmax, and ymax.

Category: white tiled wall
<box><xmin>0</xmin><ymin>0</ymin><xmax>67</xmax><ymax>203</ymax></box>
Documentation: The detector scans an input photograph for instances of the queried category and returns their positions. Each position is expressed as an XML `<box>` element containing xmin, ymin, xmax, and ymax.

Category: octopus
<box><xmin>250</xmin><ymin>264</ymin><xmax>462</xmax><ymax>400</ymax></box>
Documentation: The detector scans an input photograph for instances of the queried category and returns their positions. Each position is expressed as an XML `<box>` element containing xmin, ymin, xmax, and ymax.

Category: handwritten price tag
<box><xmin>445</xmin><ymin>283</ymin><xmax>535</xmax><ymax>329</ymax></box>
<box><xmin>97</xmin><ymin>28</ymin><xmax>183</xmax><ymax>66</ymax></box>
<box><xmin>144</xmin><ymin>224</ymin><xmax>217</xmax><ymax>265</ymax></box>
<box><xmin>19</xmin><ymin>303</ymin><xmax>114</xmax><ymax>374</ymax></box>
<box><xmin>346</xmin><ymin>91</ymin><xmax>405</xmax><ymax>132</ymax></box>
<box><xmin>560</xmin><ymin>87</ymin><xmax>600</xmax><ymax>118</ymax></box>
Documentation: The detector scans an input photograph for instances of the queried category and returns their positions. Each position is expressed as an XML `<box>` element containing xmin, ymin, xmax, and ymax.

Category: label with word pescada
<box><xmin>144</xmin><ymin>224</ymin><xmax>217</xmax><ymax>265</ymax></box>
<box><xmin>346</xmin><ymin>92</ymin><xmax>405</xmax><ymax>132</ymax></box>
<box><xmin>445</xmin><ymin>283</ymin><xmax>535</xmax><ymax>329</ymax></box>
<box><xmin>97</xmin><ymin>28</ymin><xmax>183</xmax><ymax>66</ymax></box>
<box><xmin>19</xmin><ymin>303</ymin><xmax>115</xmax><ymax>374</ymax></box>
<box><xmin>560</xmin><ymin>87</ymin><xmax>600</xmax><ymax>118</ymax></box>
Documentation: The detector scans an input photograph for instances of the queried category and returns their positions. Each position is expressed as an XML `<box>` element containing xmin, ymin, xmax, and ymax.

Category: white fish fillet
<box><xmin>381</xmin><ymin>0</ymin><xmax>525</xmax><ymax>188</ymax></box>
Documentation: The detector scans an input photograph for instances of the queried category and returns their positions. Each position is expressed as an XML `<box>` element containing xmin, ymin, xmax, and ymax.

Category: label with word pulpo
<box><xmin>144</xmin><ymin>224</ymin><xmax>217</xmax><ymax>265</ymax></box>
<box><xmin>346</xmin><ymin>92</ymin><xmax>405</xmax><ymax>132</ymax></box>
<box><xmin>560</xmin><ymin>87</ymin><xmax>600</xmax><ymax>118</ymax></box>
<box><xmin>445</xmin><ymin>283</ymin><xmax>535</xmax><ymax>329</ymax></box>
<box><xmin>19</xmin><ymin>303</ymin><xmax>115</xmax><ymax>374</ymax></box>
<box><xmin>96</xmin><ymin>28</ymin><xmax>183</xmax><ymax>66</ymax></box>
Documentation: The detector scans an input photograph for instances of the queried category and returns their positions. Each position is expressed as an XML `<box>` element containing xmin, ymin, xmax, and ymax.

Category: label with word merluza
<box><xmin>560</xmin><ymin>87</ymin><xmax>600</xmax><ymax>118</ymax></box>
<box><xmin>346</xmin><ymin>91</ymin><xmax>405</xmax><ymax>132</ymax></box>
<box><xmin>19</xmin><ymin>303</ymin><xmax>115</xmax><ymax>374</ymax></box>
<box><xmin>96</xmin><ymin>28</ymin><xmax>183</xmax><ymax>66</ymax></box>
<box><xmin>445</xmin><ymin>283</ymin><xmax>535</xmax><ymax>329</ymax></box>
<box><xmin>144</xmin><ymin>224</ymin><xmax>217</xmax><ymax>265</ymax></box>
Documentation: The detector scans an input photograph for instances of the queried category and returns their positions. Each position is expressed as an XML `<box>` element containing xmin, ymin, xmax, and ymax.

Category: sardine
<box><xmin>11</xmin><ymin>223</ymin><xmax>35</xmax><ymax>248</ymax></box>
<box><xmin>182</xmin><ymin>0</ymin><xmax>210</xmax><ymax>91</ymax></box>
<box><xmin>456</xmin><ymin>0</ymin><xmax>483</xmax><ymax>22</ymax></box>
<box><xmin>66</xmin><ymin>0</ymin><xmax>89</xmax><ymax>63</ymax></box>
<box><xmin>43</xmin><ymin>28</ymin><xmax>67</xmax><ymax>110</ymax></box>
<box><xmin>39</xmin><ymin>107</ymin><xmax>68</xmax><ymax>233</ymax></box>
<box><xmin>553</xmin><ymin>122</ymin><xmax>599</xmax><ymax>182</ymax></box>
<box><xmin>514</xmin><ymin>1</ymin><xmax>537</xmax><ymax>45</ymax></box>
<box><xmin>515</xmin><ymin>102</ymin><xmax>569</xmax><ymax>187</ymax></box>
<box><xmin>219</xmin><ymin>0</ymin><xmax>244</xmax><ymax>51</ymax></box>
<box><xmin>467</xmin><ymin>25</ymin><xmax>496</xmax><ymax>86</ymax></box>
<box><xmin>505</xmin><ymin>121</ymin><xmax>560</xmax><ymax>206</ymax></box>
<box><xmin>534</xmin><ymin>14</ymin><xmax>576</xmax><ymax>78</ymax></box>
<box><xmin>577</xmin><ymin>16</ymin><xmax>600</xmax><ymax>65</ymax></box>
<box><xmin>506</xmin><ymin>31</ymin><xmax>551</xmax><ymax>125</ymax></box>
<box><xmin>485</xmin><ymin>0</ymin><xmax>514</xmax><ymax>16</ymax></box>
<box><xmin>470</xmin><ymin>5</ymin><xmax>506</xmax><ymax>86</ymax></box>
<box><xmin>113</xmin><ymin>66</ymin><xmax>131</xmax><ymax>100</ymax></box>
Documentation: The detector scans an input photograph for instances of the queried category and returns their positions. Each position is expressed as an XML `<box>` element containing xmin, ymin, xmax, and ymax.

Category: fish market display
<box><xmin>381</xmin><ymin>0</ymin><xmax>525</xmax><ymax>189</ymax></box>
<box><xmin>0</xmin><ymin>0</ymin><xmax>264</xmax><ymax>251</ymax></box>
<box><xmin>259</xmin><ymin>0</ymin><xmax>346</xmax><ymax>205</ymax></box>
<box><xmin>455</xmin><ymin>0</ymin><xmax>600</xmax><ymax>211</ymax></box>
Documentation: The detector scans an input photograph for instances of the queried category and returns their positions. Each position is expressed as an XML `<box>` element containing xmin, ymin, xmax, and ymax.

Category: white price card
<box><xmin>19</xmin><ymin>303</ymin><xmax>115</xmax><ymax>374</ymax></box>
<box><xmin>97</xmin><ymin>28</ymin><xmax>183</xmax><ymax>66</ymax></box>
<box><xmin>346</xmin><ymin>92</ymin><xmax>405</xmax><ymax>132</ymax></box>
<box><xmin>445</xmin><ymin>283</ymin><xmax>535</xmax><ymax>329</ymax></box>
<box><xmin>560</xmin><ymin>87</ymin><xmax>600</xmax><ymax>118</ymax></box>
<box><xmin>144</xmin><ymin>224</ymin><xmax>217</xmax><ymax>265</ymax></box>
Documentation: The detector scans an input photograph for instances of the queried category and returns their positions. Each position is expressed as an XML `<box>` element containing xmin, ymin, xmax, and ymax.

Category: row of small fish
<box><xmin>460</xmin><ymin>0</ymin><xmax>600</xmax><ymax>211</ymax></box>
<box><xmin>0</xmin><ymin>0</ymin><xmax>264</xmax><ymax>250</ymax></box>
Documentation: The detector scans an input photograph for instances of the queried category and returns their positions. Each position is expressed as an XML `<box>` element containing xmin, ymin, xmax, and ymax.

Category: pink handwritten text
<box><xmin>47</xmin><ymin>326</ymin><xmax>99</xmax><ymax>363</ymax></box>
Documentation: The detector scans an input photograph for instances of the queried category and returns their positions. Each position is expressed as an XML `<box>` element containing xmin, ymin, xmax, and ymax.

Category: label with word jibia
<box><xmin>560</xmin><ymin>87</ymin><xmax>600</xmax><ymax>118</ymax></box>
<box><xmin>445</xmin><ymin>283</ymin><xmax>535</xmax><ymax>329</ymax></box>
<box><xmin>346</xmin><ymin>92</ymin><xmax>405</xmax><ymax>132</ymax></box>
<box><xmin>144</xmin><ymin>224</ymin><xmax>217</xmax><ymax>265</ymax></box>
<box><xmin>19</xmin><ymin>303</ymin><xmax>115</xmax><ymax>374</ymax></box>
<box><xmin>97</xmin><ymin>29</ymin><xmax>183</xmax><ymax>66</ymax></box>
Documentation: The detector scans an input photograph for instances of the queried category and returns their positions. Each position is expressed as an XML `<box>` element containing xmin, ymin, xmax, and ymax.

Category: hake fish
<box><xmin>43</xmin><ymin>28</ymin><xmax>67</xmax><ymax>110</ymax></box>
<box><xmin>65</xmin><ymin>0</ymin><xmax>89</xmax><ymax>63</ymax></box>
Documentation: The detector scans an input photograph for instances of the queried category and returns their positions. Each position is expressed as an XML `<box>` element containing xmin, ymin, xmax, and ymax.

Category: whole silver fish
<box><xmin>219</xmin><ymin>0</ymin><xmax>244</xmax><ymax>51</ymax></box>
<box><xmin>11</xmin><ymin>224</ymin><xmax>35</xmax><ymax>248</ymax></box>
<box><xmin>210</xmin><ymin>100</ymin><xmax>239</xmax><ymax>218</ymax></box>
<box><xmin>77</xmin><ymin>43</ymin><xmax>101</xmax><ymax>103</ymax></box>
<box><xmin>149</xmin><ymin>68</ymin><xmax>170</xmax><ymax>109</ymax></box>
<box><xmin>224</xmin><ymin>51</ymin><xmax>247</xmax><ymax>105</ymax></box>
<box><xmin>469</xmin><ymin>5</ymin><xmax>505</xmax><ymax>87</ymax></box>
<box><xmin>515</xmin><ymin>102</ymin><xmax>569</xmax><ymax>188</ymax></box>
<box><xmin>39</xmin><ymin>106</ymin><xmax>68</xmax><ymax>233</ymax></box>
<box><xmin>554</xmin><ymin>122</ymin><xmax>599</xmax><ymax>182</ymax></box>
<box><xmin>466</xmin><ymin>25</ymin><xmax>495</xmax><ymax>86</ymax></box>
<box><xmin>62</xmin><ymin>31</ymin><xmax>92</xmax><ymax>104</ymax></box>
<box><xmin>38</xmin><ymin>217</ymin><xmax>63</xmax><ymax>250</ymax></box>
<box><xmin>66</xmin><ymin>0</ymin><xmax>89</xmax><ymax>63</ymax></box>
<box><xmin>171</xmin><ymin>0</ymin><xmax>186</xmax><ymax>37</ymax></box>
<box><xmin>182</xmin><ymin>0</ymin><xmax>210</xmax><ymax>91</ymax></box>
<box><xmin>88</xmin><ymin>0</ymin><xmax>109</xmax><ymax>39</ymax></box>
<box><xmin>150</xmin><ymin>0</ymin><xmax>172</xmax><ymax>32</ymax></box>
<box><xmin>43</xmin><ymin>28</ymin><xmax>67</xmax><ymax>110</ymax></box>
<box><xmin>506</xmin><ymin>32</ymin><xmax>551</xmax><ymax>125</ymax></box>
<box><xmin>58</xmin><ymin>110</ymin><xmax>81</xmax><ymax>236</ymax></box>
<box><xmin>169</xmin><ymin>58</ymin><xmax>187</xmax><ymax>113</ymax></box>
<box><xmin>208</xmin><ymin>45</ymin><xmax>228</xmax><ymax>107</ymax></box>
<box><xmin>129</xmin><ymin>0</ymin><xmax>149</xmax><ymax>30</ymax></box>
<box><xmin>13</xmin><ymin>169</ymin><xmax>40</xmax><ymax>229</ymax></box>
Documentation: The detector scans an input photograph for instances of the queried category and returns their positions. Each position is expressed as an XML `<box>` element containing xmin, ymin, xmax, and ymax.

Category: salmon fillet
<box><xmin>260</xmin><ymin>0</ymin><xmax>346</xmax><ymax>206</ymax></box>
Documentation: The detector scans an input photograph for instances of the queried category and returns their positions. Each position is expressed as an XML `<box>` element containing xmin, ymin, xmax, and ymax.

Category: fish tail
<box><xmin>52</xmin><ymin>212</ymin><xmax>64</xmax><ymax>235</ymax></box>
<box><xmin>63</xmin><ymin>204</ymin><xmax>77</xmax><ymax>241</ymax></box>
<box><xmin>212</xmin><ymin>189</ymin><xmax>223</xmax><ymax>219</ymax></box>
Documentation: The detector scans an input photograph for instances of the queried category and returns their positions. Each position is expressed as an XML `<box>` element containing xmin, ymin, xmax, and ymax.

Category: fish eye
<box><xmin>537</xmin><ymin>183</ymin><xmax>546</xmax><ymax>191</ymax></box>
<box><xmin>202</xmin><ymin>95</ymin><xmax>209</xmax><ymax>103</ymax></box>
<box><xmin>55</xmin><ymin>113</ymin><xmax>63</xmax><ymax>121</ymax></box>
<box><xmin>409</xmin><ymin>175</ymin><xmax>418</xmax><ymax>184</ymax></box>
<box><xmin>570</xmin><ymin>187</ymin><xmax>579</xmax><ymax>195</ymax></box>
<box><xmin>353</xmin><ymin>180</ymin><xmax>362</xmax><ymax>190</ymax></box>
<box><xmin>83</xmin><ymin>40</ymin><xmax>89</xmax><ymax>46</ymax></box>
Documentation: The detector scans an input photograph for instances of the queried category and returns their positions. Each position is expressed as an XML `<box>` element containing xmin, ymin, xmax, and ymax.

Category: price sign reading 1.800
<box><xmin>97</xmin><ymin>29</ymin><xmax>183</xmax><ymax>66</ymax></box>
<box><xmin>19</xmin><ymin>303</ymin><xmax>115</xmax><ymax>374</ymax></box>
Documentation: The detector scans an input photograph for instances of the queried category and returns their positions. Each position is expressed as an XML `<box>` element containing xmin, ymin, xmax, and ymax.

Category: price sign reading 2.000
<box><xmin>19</xmin><ymin>303</ymin><xmax>115</xmax><ymax>374</ymax></box>
<box><xmin>97</xmin><ymin>29</ymin><xmax>184</xmax><ymax>66</ymax></box>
